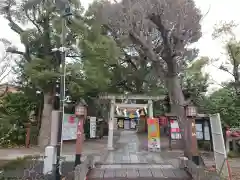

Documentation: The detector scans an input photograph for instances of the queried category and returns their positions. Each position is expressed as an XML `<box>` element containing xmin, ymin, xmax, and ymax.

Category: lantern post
<box><xmin>185</xmin><ymin>103</ymin><xmax>199</xmax><ymax>165</ymax></box>
<box><xmin>74</xmin><ymin>100</ymin><xmax>87</xmax><ymax>167</ymax></box>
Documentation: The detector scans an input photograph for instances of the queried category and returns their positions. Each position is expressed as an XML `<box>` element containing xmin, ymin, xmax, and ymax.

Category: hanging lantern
<box><xmin>185</xmin><ymin>104</ymin><xmax>197</xmax><ymax>117</ymax></box>
<box><xmin>75</xmin><ymin>100</ymin><xmax>87</xmax><ymax>117</ymax></box>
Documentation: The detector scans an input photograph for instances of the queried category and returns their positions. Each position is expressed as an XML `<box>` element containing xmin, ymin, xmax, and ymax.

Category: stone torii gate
<box><xmin>99</xmin><ymin>94</ymin><xmax>164</xmax><ymax>150</ymax></box>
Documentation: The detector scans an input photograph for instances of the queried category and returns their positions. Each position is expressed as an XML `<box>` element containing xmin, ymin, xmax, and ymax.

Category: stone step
<box><xmin>89</xmin><ymin>177</ymin><xmax>191</xmax><ymax>180</ymax></box>
<box><xmin>94</xmin><ymin>164</ymin><xmax>174</xmax><ymax>169</ymax></box>
<box><xmin>88</xmin><ymin>167</ymin><xmax>191</xmax><ymax>180</ymax></box>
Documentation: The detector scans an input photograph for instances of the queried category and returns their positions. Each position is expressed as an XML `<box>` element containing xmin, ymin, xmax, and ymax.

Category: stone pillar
<box><xmin>148</xmin><ymin>100</ymin><xmax>153</xmax><ymax>118</ymax></box>
<box><xmin>108</xmin><ymin>98</ymin><xmax>115</xmax><ymax>150</ymax></box>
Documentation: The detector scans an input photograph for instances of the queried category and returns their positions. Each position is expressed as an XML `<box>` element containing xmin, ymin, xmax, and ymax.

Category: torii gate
<box><xmin>99</xmin><ymin>94</ymin><xmax>164</xmax><ymax>150</ymax></box>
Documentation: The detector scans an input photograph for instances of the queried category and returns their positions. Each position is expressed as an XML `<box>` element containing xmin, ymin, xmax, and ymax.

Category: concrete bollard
<box><xmin>43</xmin><ymin>146</ymin><xmax>56</xmax><ymax>174</ymax></box>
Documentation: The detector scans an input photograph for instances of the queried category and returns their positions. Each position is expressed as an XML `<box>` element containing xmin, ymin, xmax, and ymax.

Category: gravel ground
<box><xmin>230</xmin><ymin>167</ymin><xmax>240</xmax><ymax>180</ymax></box>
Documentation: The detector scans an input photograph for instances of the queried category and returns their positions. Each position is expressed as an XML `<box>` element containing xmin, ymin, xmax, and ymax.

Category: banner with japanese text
<box><xmin>147</xmin><ymin>118</ymin><xmax>161</xmax><ymax>151</ymax></box>
<box><xmin>62</xmin><ymin>114</ymin><xmax>78</xmax><ymax>140</ymax></box>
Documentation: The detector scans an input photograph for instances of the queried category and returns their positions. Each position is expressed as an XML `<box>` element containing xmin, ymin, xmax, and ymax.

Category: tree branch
<box><xmin>24</xmin><ymin>9</ymin><xmax>42</xmax><ymax>34</ymax></box>
<box><xmin>129</xmin><ymin>31</ymin><xmax>166</xmax><ymax>78</ymax></box>
<box><xmin>6</xmin><ymin>48</ymin><xmax>24</xmax><ymax>55</ymax></box>
<box><xmin>3</xmin><ymin>4</ymin><xmax>24</xmax><ymax>34</ymax></box>
<box><xmin>103</xmin><ymin>24</ymin><xmax>138</xmax><ymax>70</ymax></box>
<box><xmin>148</xmin><ymin>14</ymin><xmax>178</xmax><ymax>59</ymax></box>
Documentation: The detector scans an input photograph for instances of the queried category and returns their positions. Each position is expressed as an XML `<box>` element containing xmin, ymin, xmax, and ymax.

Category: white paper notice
<box><xmin>196</xmin><ymin>124</ymin><xmax>202</xmax><ymax>131</ymax></box>
<box><xmin>204</xmin><ymin>126</ymin><xmax>210</xmax><ymax>140</ymax></box>
<box><xmin>90</xmin><ymin>117</ymin><xmax>97</xmax><ymax>138</ymax></box>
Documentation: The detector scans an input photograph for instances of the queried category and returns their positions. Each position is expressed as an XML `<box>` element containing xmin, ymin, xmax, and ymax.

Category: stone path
<box><xmin>88</xmin><ymin>131</ymin><xmax>190</xmax><ymax>180</ymax></box>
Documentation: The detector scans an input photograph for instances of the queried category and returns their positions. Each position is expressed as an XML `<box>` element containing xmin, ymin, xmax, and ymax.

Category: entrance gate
<box><xmin>99</xmin><ymin>94</ymin><xmax>164</xmax><ymax>150</ymax></box>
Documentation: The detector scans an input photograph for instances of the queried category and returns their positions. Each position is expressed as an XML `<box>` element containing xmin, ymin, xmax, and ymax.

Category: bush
<box><xmin>228</xmin><ymin>150</ymin><xmax>240</xmax><ymax>158</ymax></box>
<box><xmin>0</xmin><ymin>93</ymin><xmax>36</xmax><ymax>147</ymax></box>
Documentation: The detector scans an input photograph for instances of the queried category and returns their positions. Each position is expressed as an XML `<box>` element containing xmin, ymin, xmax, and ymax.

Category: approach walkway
<box><xmin>88</xmin><ymin>131</ymin><xmax>191</xmax><ymax>180</ymax></box>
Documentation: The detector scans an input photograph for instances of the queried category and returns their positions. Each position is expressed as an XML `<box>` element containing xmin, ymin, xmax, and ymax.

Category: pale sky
<box><xmin>0</xmin><ymin>0</ymin><xmax>240</xmax><ymax>90</ymax></box>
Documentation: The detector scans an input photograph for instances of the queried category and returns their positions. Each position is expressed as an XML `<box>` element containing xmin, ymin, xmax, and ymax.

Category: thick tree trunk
<box><xmin>166</xmin><ymin>75</ymin><xmax>192</xmax><ymax>157</ymax></box>
<box><xmin>38</xmin><ymin>93</ymin><xmax>53</xmax><ymax>149</ymax></box>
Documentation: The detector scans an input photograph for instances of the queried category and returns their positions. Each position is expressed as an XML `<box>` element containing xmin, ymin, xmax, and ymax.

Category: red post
<box><xmin>74</xmin><ymin>116</ymin><xmax>84</xmax><ymax>166</ymax></box>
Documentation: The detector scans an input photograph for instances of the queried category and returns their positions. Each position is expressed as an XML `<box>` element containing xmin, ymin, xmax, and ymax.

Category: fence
<box><xmin>0</xmin><ymin>155</ymin><xmax>94</xmax><ymax>180</ymax></box>
<box><xmin>179</xmin><ymin>157</ymin><xmax>221</xmax><ymax>180</ymax></box>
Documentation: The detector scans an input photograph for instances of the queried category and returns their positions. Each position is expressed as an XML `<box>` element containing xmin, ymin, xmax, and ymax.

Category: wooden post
<box><xmin>24</xmin><ymin>123</ymin><xmax>31</xmax><ymax>148</ymax></box>
<box><xmin>190</xmin><ymin>117</ymin><xmax>200</xmax><ymax>165</ymax></box>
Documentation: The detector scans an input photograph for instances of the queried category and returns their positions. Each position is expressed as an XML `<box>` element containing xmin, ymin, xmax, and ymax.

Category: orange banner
<box><xmin>147</xmin><ymin>118</ymin><xmax>160</xmax><ymax>140</ymax></box>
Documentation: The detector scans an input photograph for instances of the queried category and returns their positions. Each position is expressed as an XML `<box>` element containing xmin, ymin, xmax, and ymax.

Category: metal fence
<box><xmin>0</xmin><ymin>156</ymin><xmax>66</xmax><ymax>180</ymax></box>
<box><xmin>0</xmin><ymin>155</ymin><xmax>94</xmax><ymax>180</ymax></box>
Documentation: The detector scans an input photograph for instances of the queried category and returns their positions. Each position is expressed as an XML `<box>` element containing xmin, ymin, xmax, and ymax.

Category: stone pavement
<box><xmin>88</xmin><ymin>131</ymin><xmax>190</xmax><ymax>180</ymax></box>
<box><xmin>0</xmin><ymin>135</ymin><xmax>119</xmax><ymax>161</ymax></box>
<box><xmin>0</xmin><ymin>135</ymin><xmax>121</xmax><ymax>179</ymax></box>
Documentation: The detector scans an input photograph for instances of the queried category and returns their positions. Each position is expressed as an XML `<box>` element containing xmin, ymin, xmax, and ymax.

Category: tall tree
<box><xmin>0</xmin><ymin>0</ymin><xmax>121</xmax><ymax>147</ymax></box>
<box><xmin>96</xmin><ymin>0</ymin><xmax>202</xmax><ymax>154</ymax></box>
<box><xmin>86</xmin><ymin>0</ymin><xmax>167</xmax><ymax>98</ymax></box>
<box><xmin>212</xmin><ymin>21</ymin><xmax>240</xmax><ymax>95</ymax></box>
<box><xmin>0</xmin><ymin>0</ymin><xmax>91</xmax><ymax>147</ymax></box>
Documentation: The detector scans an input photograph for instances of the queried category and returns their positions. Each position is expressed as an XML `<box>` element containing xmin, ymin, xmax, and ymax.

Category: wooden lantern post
<box><xmin>185</xmin><ymin>103</ymin><xmax>199</xmax><ymax>165</ymax></box>
<box><xmin>24</xmin><ymin>122</ymin><xmax>31</xmax><ymax>148</ymax></box>
<box><xmin>24</xmin><ymin>110</ymin><xmax>36</xmax><ymax>148</ymax></box>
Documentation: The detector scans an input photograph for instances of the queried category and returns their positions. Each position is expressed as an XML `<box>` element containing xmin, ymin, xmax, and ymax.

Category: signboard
<box><xmin>130</xmin><ymin>120</ymin><xmax>136</xmax><ymax>129</ymax></box>
<box><xmin>124</xmin><ymin>119</ymin><xmax>130</xmax><ymax>129</ymax></box>
<box><xmin>147</xmin><ymin>118</ymin><xmax>161</xmax><ymax>151</ymax></box>
<box><xmin>210</xmin><ymin>114</ymin><xmax>231</xmax><ymax>179</ymax></box>
<box><xmin>90</xmin><ymin>117</ymin><xmax>97</xmax><ymax>138</ymax></box>
<box><xmin>170</xmin><ymin>119</ymin><xmax>181</xmax><ymax>139</ymax></box>
<box><xmin>117</xmin><ymin>119</ymin><xmax>124</xmax><ymax>128</ymax></box>
<box><xmin>196</xmin><ymin>124</ymin><xmax>203</xmax><ymax>140</ymax></box>
<box><xmin>204</xmin><ymin>125</ymin><xmax>210</xmax><ymax>140</ymax></box>
<box><xmin>62</xmin><ymin>114</ymin><xmax>78</xmax><ymax>140</ymax></box>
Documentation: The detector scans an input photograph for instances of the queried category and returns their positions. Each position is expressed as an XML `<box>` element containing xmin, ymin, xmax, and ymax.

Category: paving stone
<box><xmin>151</xmin><ymin>164</ymin><xmax>164</xmax><ymax>168</ymax></box>
<box><xmin>162</xmin><ymin>164</ymin><xmax>174</xmax><ymax>169</ymax></box>
<box><xmin>103</xmin><ymin>169</ymin><xmax>115</xmax><ymax>178</ymax></box>
<box><xmin>115</xmin><ymin>169</ymin><xmax>127</xmax><ymax>178</ymax></box>
<box><xmin>122</xmin><ymin>155</ymin><xmax>130</xmax><ymax>161</ymax></box>
<box><xmin>130</xmin><ymin>154</ymin><xmax>140</xmax><ymax>163</ymax></box>
<box><xmin>138</xmin><ymin>169</ymin><xmax>153</xmax><ymax>177</ymax></box>
<box><xmin>162</xmin><ymin>169</ymin><xmax>176</xmax><ymax>178</ymax></box>
<box><xmin>106</xmin><ymin>153</ymin><xmax>114</xmax><ymax>163</ymax></box>
<box><xmin>138</xmin><ymin>155</ymin><xmax>148</xmax><ymax>163</ymax></box>
<box><xmin>89</xmin><ymin>169</ymin><xmax>105</xmax><ymax>178</ymax></box>
<box><xmin>126</xmin><ymin>168</ymin><xmax>139</xmax><ymax>178</ymax></box>
<box><xmin>151</xmin><ymin>168</ymin><xmax>165</xmax><ymax>178</ymax></box>
<box><xmin>172</xmin><ymin>169</ymin><xmax>189</xmax><ymax>178</ymax></box>
<box><xmin>100</xmin><ymin>165</ymin><xmax>121</xmax><ymax>169</ymax></box>
<box><xmin>126</xmin><ymin>164</ymin><xmax>152</xmax><ymax>169</ymax></box>
<box><xmin>153</xmin><ymin>155</ymin><xmax>164</xmax><ymax>163</ymax></box>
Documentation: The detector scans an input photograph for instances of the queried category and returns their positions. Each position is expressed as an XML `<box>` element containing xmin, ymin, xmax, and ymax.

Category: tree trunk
<box><xmin>38</xmin><ymin>93</ymin><xmax>53</xmax><ymax>149</ymax></box>
<box><xmin>166</xmin><ymin>75</ymin><xmax>192</xmax><ymax>157</ymax></box>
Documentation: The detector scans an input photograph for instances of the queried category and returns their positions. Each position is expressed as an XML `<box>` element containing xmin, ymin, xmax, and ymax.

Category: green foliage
<box><xmin>182</xmin><ymin>57</ymin><xmax>210</xmax><ymax>105</ymax></box>
<box><xmin>200</xmin><ymin>88</ymin><xmax>240</xmax><ymax>126</ymax></box>
<box><xmin>228</xmin><ymin>150</ymin><xmax>240</xmax><ymax>158</ymax></box>
<box><xmin>0</xmin><ymin>93</ymin><xmax>35</xmax><ymax>147</ymax></box>
<box><xmin>0</xmin><ymin>155</ymin><xmax>41</xmax><ymax>174</ymax></box>
<box><xmin>24</xmin><ymin>57</ymin><xmax>59</xmax><ymax>90</ymax></box>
